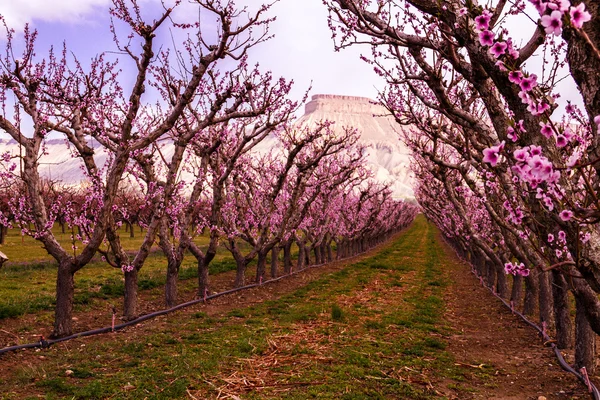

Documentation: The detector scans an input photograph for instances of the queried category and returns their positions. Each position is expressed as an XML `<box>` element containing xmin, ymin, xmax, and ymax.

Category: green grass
<box><xmin>0</xmin><ymin>225</ymin><xmax>276</xmax><ymax>320</ymax></box>
<box><xmin>0</xmin><ymin>216</ymin><xmax>489</xmax><ymax>399</ymax></box>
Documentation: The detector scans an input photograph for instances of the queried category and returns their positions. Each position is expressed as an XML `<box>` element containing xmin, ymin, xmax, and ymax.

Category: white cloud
<box><xmin>0</xmin><ymin>0</ymin><xmax>112</xmax><ymax>29</ymax></box>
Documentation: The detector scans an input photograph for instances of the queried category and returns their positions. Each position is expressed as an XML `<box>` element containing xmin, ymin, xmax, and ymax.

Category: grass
<box><xmin>0</xmin><ymin>225</ymin><xmax>268</xmax><ymax>320</ymax></box>
<box><xmin>0</xmin><ymin>216</ymin><xmax>489</xmax><ymax>399</ymax></box>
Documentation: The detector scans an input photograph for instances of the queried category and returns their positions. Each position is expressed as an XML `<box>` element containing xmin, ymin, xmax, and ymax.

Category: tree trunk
<box><xmin>552</xmin><ymin>270</ymin><xmax>572</xmax><ymax>349</ymax></box>
<box><xmin>485</xmin><ymin>259</ymin><xmax>495</xmax><ymax>289</ymax></box>
<box><xmin>283</xmin><ymin>241</ymin><xmax>292</xmax><ymax>274</ymax></box>
<box><xmin>523</xmin><ymin>274</ymin><xmax>538</xmax><ymax>316</ymax></box>
<box><xmin>575</xmin><ymin>296</ymin><xmax>596</xmax><ymax>374</ymax></box>
<box><xmin>165</xmin><ymin>257</ymin><xmax>180</xmax><ymax>308</ymax></box>
<box><xmin>234</xmin><ymin>258</ymin><xmax>247</xmax><ymax>287</ymax></box>
<box><xmin>510</xmin><ymin>274</ymin><xmax>523</xmax><ymax>308</ymax></box>
<box><xmin>538</xmin><ymin>270</ymin><xmax>553</xmax><ymax>326</ymax></box>
<box><xmin>123</xmin><ymin>268</ymin><xmax>139</xmax><ymax>321</ymax></box>
<box><xmin>0</xmin><ymin>225</ymin><xmax>6</xmax><ymax>245</ymax></box>
<box><xmin>271</xmin><ymin>246</ymin><xmax>280</xmax><ymax>278</ymax></box>
<box><xmin>129</xmin><ymin>222</ymin><xmax>135</xmax><ymax>238</ymax></box>
<box><xmin>51</xmin><ymin>263</ymin><xmax>75</xmax><ymax>338</ymax></box>
<box><xmin>197</xmin><ymin>252</ymin><xmax>216</xmax><ymax>296</ymax></box>
<box><xmin>296</xmin><ymin>241</ymin><xmax>305</xmax><ymax>270</ymax></box>
<box><xmin>495</xmin><ymin>263</ymin><xmax>509</xmax><ymax>298</ymax></box>
<box><xmin>327</xmin><ymin>242</ymin><xmax>333</xmax><ymax>262</ymax></box>
<box><xmin>255</xmin><ymin>251</ymin><xmax>268</xmax><ymax>283</ymax></box>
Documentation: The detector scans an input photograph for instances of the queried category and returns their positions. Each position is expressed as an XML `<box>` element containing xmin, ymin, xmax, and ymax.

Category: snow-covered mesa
<box><xmin>0</xmin><ymin>94</ymin><xmax>413</xmax><ymax>198</ymax></box>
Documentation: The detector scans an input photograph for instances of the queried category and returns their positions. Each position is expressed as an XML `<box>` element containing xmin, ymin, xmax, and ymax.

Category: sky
<box><xmin>0</xmin><ymin>0</ymin><xmax>582</xmax><ymax>134</ymax></box>
<box><xmin>0</xmin><ymin>0</ymin><xmax>383</xmax><ymax>105</ymax></box>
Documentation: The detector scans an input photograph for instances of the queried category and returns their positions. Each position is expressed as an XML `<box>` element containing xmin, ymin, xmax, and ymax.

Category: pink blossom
<box><xmin>570</xmin><ymin>3</ymin><xmax>592</xmax><ymax>28</ymax></box>
<box><xmin>514</xmin><ymin>148</ymin><xmax>529</xmax><ymax>161</ymax></box>
<box><xmin>559</xmin><ymin>210</ymin><xmax>573</xmax><ymax>221</ymax></box>
<box><xmin>458</xmin><ymin>7</ymin><xmax>468</xmax><ymax>16</ymax></box>
<box><xmin>519</xmin><ymin>74</ymin><xmax>538</xmax><ymax>92</ymax></box>
<box><xmin>548</xmin><ymin>233</ymin><xmax>555</xmax><ymax>243</ymax></box>
<box><xmin>482</xmin><ymin>141</ymin><xmax>505</xmax><ymax>166</ymax></box>
<box><xmin>479</xmin><ymin>30</ymin><xmax>495</xmax><ymax>46</ymax></box>
<box><xmin>507</xmin><ymin>126</ymin><xmax>518</xmax><ymax>142</ymax></box>
<box><xmin>508</xmin><ymin>71</ymin><xmax>523</xmax><ymax>84</ymax></box>
<box><xmin>539</xmin><ymin>122</ymin><xmax>554</xmax><ymax>138</ymax></box>
<box><xmin>555</xmin><ymin>135</ymin><xmax>567</xmax><ymax>147</ymax></box>
<box><xmin>475</xmin><ymin>10</ymin><xmax>492</xmax><ymax>30</ymax></box>
<box><xmin>541</xmin><ymin>10</ymin><xmax>563</xmax><ymax>36</ymax></box>
<box><xmin>490</xmin><ymin>41</ymin><xmax>507</xmax><ymax>58</ymax></box>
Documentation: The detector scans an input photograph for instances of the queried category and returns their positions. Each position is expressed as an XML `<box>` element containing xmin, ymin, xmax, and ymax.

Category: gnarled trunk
<box><xmin>271</xmin><ymin>246</ymin><xmax>280</xmax><ymax>278</ymax></box>
<box><xmin>123</xmin><ymin>268</ymin><xmax>138</xmax><ymax>321</ymax></box>
<box><xmin>552</xmin><ymin>270</ymin><xmax>572</xmax><ymax>349</ymax></box>
<box><xmin>51</xmin><ymin>262</ymin><xmax>75</xmax><ymax>338</ymax></box>
<box><xmin>575</xmin><ymin>296</ymin><xmax>596</xmax><ymax>374</ymax></box>
<box><xmin>283</xmin><ymin>240</ymin><xmax>292</xmax><ymax>274</ymax></box>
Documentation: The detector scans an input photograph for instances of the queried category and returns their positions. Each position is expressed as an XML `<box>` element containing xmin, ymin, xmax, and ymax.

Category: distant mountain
<box><xmin>0</xmin><ymin>95</ymin><xmax>413</xmax><ymax>198</ymax></box>
<box><xmin>294</xmin><ymin>95</ymin><xmax>413</xmax><ymax>199</ymax></box>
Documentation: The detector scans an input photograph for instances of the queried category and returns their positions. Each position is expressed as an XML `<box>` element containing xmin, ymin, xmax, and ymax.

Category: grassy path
<box><xmin>0</xmin><ymin>216</ymin><xmax>585</xmax><ymax>399</ymax></box>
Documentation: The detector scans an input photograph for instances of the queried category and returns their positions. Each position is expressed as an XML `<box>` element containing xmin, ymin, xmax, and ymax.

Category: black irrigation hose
<box><xmin>0</xmin><ymin>234</ymin><xmax>396</xmax><ymax>356</ymax></box>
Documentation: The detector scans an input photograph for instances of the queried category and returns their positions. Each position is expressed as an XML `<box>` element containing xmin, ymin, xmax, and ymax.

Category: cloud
<box><xmin>0</xmin><ymin>0</ymin><xmax>112</xmax><ymax>29</ymax></box>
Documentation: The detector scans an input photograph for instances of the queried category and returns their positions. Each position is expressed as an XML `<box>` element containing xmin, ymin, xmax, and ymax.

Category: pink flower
<box><xmin>508</xmin><ymin>70</ymin><xmax>523</xmax><ymax>84</ymax></box>
<box><xmin>569</xmin><ymin>3</ymin><xmax>591</xmax><ymax>28</ymax></box>
<box><xmin>541</xmin><ymin>10</ymin><xmax>563</xmax><ymax>36</ymax></box>
<box><xmin>479</xmin><ymin>30</ymin><xmax>495</xmax><ymax>46</ymax></box>
<box><xmin>507</xmin><ymin>126</ymin><xmax>518</xmax><ymax>142</ymax></box>
<box><xmin>559</xmin><ymin>210</ymin><xmax>573</xmax><ymax>221</ymax></box>
<box><xmin>520</xmin><ymin>74</ymin><xmax>538</xmax><ymax>92</ymax></box>
<box><xmin>475</xmin><ymin>10</ymin><xmax>492</xmax><ymax>30</ymax></box>
<box><xmin>490</xmin><ymin>41</ymin><xmax>507</xmax><ymax>58</ymax></box>
<box><xmin>531</xmin><ymin>0</ymin><xmax>547</xmax><ymax>13</ymax></box>
<box><xmin>514</xmin><ymin>148</ymin><xmax>529</xmax><ymax>161</ymax></box>
<box><xmin>555</xmin><ymin>135</ymin><xmax>567</xmax><ymax>147</ymax></box>
<box><xmin>458</xmin><ymin>7</ymin><xmax>468</xmax><ymax>16</ymax></box>
<box><xmin>482</xmin><ymin>141</ymin><xmax>505</xmax><ymax>166</ymax></box>
<box><xmin>529</xmin><ymin>145</ymin><xmax>542</xmax><ymax>156</ymax></box>
<box><xmin>539</xmin><ymin>121</ymin><xmax>554</xmax><ymax>138</ymax></box>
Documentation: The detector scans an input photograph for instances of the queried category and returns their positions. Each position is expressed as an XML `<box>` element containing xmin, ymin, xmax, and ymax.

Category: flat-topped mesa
<box><xmin>304</xmin><ymin>94</ymin><xmax>385</xmax><ymax>115</ymax></box>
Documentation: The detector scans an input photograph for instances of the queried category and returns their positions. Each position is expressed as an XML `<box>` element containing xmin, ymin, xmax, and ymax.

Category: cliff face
<box><xmin>295</xmin><ymin>95</ymin><xmax>413</xmax><ymax>199</ymax></box>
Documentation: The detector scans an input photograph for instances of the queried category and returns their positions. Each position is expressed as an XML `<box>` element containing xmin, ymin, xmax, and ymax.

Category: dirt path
<box><xmin>438</xmin><ymin>234</ymin><xmax>588</xmax><ymax>399</ymax></box>
<box><xmin>0</xmin><ymin>218</ymin><xmax>593</xmax><ymax>399</ymax></box>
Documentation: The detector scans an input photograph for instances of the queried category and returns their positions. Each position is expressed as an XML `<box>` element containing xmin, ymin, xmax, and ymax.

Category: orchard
<box><xmin>1</xmin><ymin>0</ymin><xmax>599</xmax><ymax>398</ymax></box>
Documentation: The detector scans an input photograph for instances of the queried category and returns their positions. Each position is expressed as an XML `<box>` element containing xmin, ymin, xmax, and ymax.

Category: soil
<box><xmin>438</xmin><ymin>236</ymin><xmax>590</xmax><ymax>400</ymax></box>
<box><xmin>0</xmin><ymin>229</ymin><xmax>595</xmax><ymax>399</ymax></box>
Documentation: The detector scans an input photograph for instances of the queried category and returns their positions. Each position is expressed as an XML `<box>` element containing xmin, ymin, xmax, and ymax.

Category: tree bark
<box><xmin>510</xmin><ymin>274</ymin><xmax>523</xmax><ymax>308</ymax></box>
<box><xmin>283</xmin><ymin>240</ymin><xmax>292</xmax><ymax>274</ymax></box>
<box><xmin>123</xmin><ymin>268</ymin><xmax>139</xmax><ymax>321</ymax></box>
<box><xmin>538</xmin><ymin>270</ymin><xmax>553</xmax><ymax>326</ymax></box>
<box><xmin>551</xmin><ymin>270</ymin><xmax>572</xmax><ymax>349</ymax></box>
<box><xmin>523</xmin><ymin>274</ymin><xmax>538</xmax><ymax>316</ymax></box>
<box><xmin>255</xmin><ymin>250</ymin><xmax>268</xmax><ymax>283</ymax></box>
<box><xmin>495</xmin><ymin>262</ymin><xmax>509</xmax><ymax>298</ymax></box>
<box><xmin>51</xmin><ymin>263</ymin><xmax>75</xmax><ymax>338</ymax></box>
<box><xmin>165</xmin><ymin>257</ymin><xmax>179</xmax><ymax>308</ymax></box>
<box><xmin>575</xmin><ymin>296</ymin><xmax>596</xmax><ymax>374</ymax></box>
<box><xmin>271</xmin><ymin>246</ymin><xmax>280</xmax><ymax>278</ymax></box>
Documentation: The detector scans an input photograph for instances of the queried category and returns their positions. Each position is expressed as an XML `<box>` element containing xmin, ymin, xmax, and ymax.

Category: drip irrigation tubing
<box><xmin>442</xmin><ymin>238</ymin><xmax>600</xmax><ymax>399</ymax></box>
<box><xmin>0</xmin><ymin>237</ymin><xmax>391</xmax><ymax>357</ymax></box>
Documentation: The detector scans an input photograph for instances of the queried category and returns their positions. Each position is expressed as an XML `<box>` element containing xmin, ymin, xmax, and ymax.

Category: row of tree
<box><xmin>0</xmin><ymin>0</ymin><xmax>417</xmax><ymax>339</ymax></box>
<box><xmin>325</xmin><ymin>0</ymin><xmax>600</xmax><ymax>374</ymax></box>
